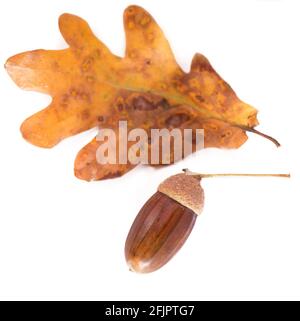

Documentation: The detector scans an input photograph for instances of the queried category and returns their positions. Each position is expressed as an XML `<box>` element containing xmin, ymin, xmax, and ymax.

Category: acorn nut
<box><xmin>125</xmin><ymin>173</ymin><xmax>204</xmax><ymax>273</ymax></box>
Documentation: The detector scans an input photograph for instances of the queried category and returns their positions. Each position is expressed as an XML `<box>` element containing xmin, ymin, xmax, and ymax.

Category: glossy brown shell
<box><xmin>125</xmin><ymin>191</ymin><xmax>197</xmax><ymax>273</ymax></box>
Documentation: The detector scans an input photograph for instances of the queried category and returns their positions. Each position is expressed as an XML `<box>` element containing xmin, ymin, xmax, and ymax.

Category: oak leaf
<box><xmin>5</xmin><ymin>5</ymin><xmax>278</xmax><ymax>181</ymax></box>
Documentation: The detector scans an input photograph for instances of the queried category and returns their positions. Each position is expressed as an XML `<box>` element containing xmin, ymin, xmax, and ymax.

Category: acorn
<box><xmin>125</xmin><ymin>170</ymin><xmax>290</xmax><ymax>273</ymax></box>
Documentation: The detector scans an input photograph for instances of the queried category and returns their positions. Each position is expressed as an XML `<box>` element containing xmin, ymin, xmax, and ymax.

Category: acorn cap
<box><xmin>158</xmin><ymin>173</ymin><xmax>204</xmax><ymax>215</ymax></box>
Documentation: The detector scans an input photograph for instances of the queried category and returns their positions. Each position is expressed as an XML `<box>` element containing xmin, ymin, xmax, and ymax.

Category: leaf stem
<box><xmin>236</xmin><ymin>125</ymin><xmax>281</xmax><ymax>147</ymax></box>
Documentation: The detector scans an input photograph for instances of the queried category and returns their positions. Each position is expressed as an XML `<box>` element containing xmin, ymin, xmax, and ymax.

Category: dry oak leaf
<box><xmin>5</xmin><ymin>5</ymin><xmax>279</xmax><ymax>181</ymax></box>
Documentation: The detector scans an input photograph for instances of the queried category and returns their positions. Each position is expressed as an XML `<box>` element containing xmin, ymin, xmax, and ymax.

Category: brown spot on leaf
<box><xmin>140</xmin><ymin>15</ymin><xmax>151</xmax><ymax>27</ymax></box>
<box><xmin>195</xmin><ymin>95</ymin><xmax>205</xmax><ymax>102</ymax></box>
<box><xmin>60</xmin><ymin>93</ymin><xmax>69</xmax><ymax>107</ymax></box>
<box><xmin>81</xmin><ymin>56</ymin><xmax>94</xmax><ymax>72</ymax></box>
<box><xmin>95</xmin><ymin>49</ymin><xmax>101</xmax><ymax>58</ymax></box>
<box><xmin>69</xmin><ymin>87</ymin><xmax>91</xmax><ymax>102</ymax></box>
<box><xmin>70</xmin><ymin>88</ymin><xmax>77</xmax><ymax>96</ymax></box>
<box><xmin>86</xmin><ymin>76</ymin><xmax>95</xmax><ymax>83</ymax></box>
<box><xmin>81</xmin><ymin>110</ymin><xmax>90</xmax><ymax>120</ymax></box>
<box><xmin>156</xmin><ymin>98</ymin><xmax>170</xmax><ymax>110</ymax></box>
<box><xmin>101</xmin><ymin>171</ymin><xmax>123</xmax><ymax>180</ymax></box>
<box><xmin>51</xmin><ymin>61</ymin><xmax>60</xmax><ymax>70</ymax></box>
<box><xmin>165</xmin><ymin>114</ymin><xmax>190</xmax><ymax>127</ymax></box>
<box><xmin>147</xmin><ymin>32</ymin><xmax>154</xmax><ymax>41</ymax></box>
<box><xmin>117</xmin><ymin>103</ymin><xmax>124</xmax><ymax>111</ymax></box>
<box><xmin>221</xmin><ymin>130</ymin><xmax>232</xmax><ymax>138</ymax></box>
<box><xmin>132</xmin><ymin>96</ymin><xmax>157</xmax><ymax>111</ymax></box>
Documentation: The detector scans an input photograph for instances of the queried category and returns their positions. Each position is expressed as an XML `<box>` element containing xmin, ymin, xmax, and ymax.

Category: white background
<box><xmin>0</xmin><ymin>0</ymin><xmax>299</xmax><ymax>300</ymax></box>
